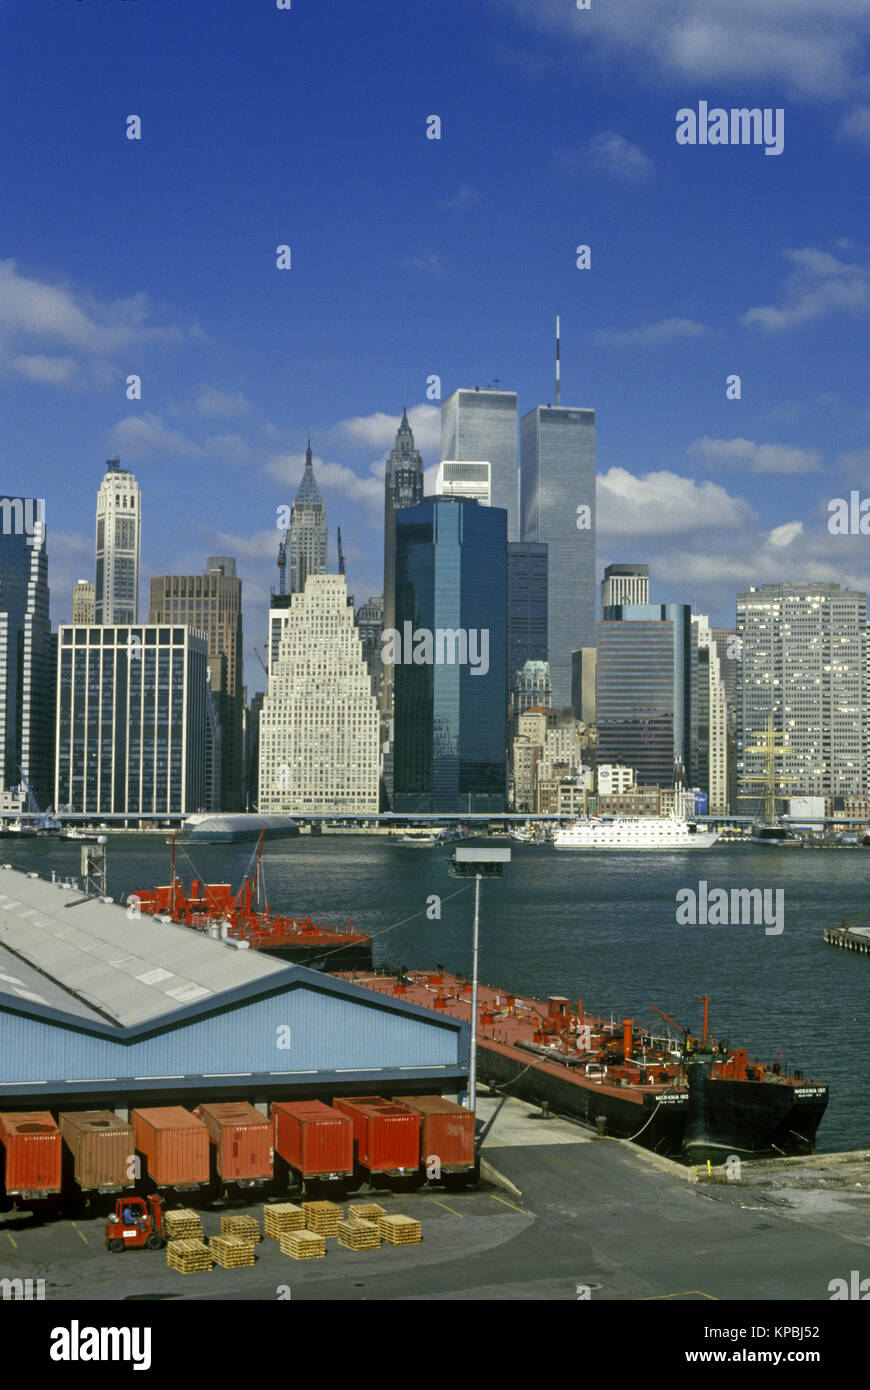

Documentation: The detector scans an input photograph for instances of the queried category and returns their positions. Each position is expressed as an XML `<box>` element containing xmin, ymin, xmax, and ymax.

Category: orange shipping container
<box><xmin>194</xmin><ymin>1102</ymin><xmax>273</xmax><ymax>1182</ymax></box>
<box><xmin>59</xmin><ymin>1110</ymin><xmax>134</xmax><ymax>1191</ymax></box>
<box><xmin>333</xmin><ymin>1096</ymin><xmax>421</xmax><ymax>1175</ymax></box>
<box><xmin>0</xmin><ymin>1111</ymin><xmax>62</xmax><ymax>1197</ymax></box>
<box><xmin>131</xmin><ymin>1106</ymin><xmax>209</xmax><ymax>1187</ymax></box>
<box><xmin>396</xmin><ymin>1096</ymin><xmax>475</xmax><ymax>1174</ymax></box>
<box><xmin>272</xmin><ymin>1100</ymin><xmax>353</xmax><ymax>1178</ymax></box>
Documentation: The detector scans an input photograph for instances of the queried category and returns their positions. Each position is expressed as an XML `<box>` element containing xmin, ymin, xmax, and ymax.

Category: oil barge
<box><xmin>134</xmin><ymin>834</ymin><xmax>372</xmax><ymax>971</ymax></box>
<box><xmin>335</xmin><ymin>968</ymin><xmax>828</xmax><ymax>1163</ymax></box>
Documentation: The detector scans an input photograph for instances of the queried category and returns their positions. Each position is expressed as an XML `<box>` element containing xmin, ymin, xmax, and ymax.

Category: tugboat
<box><xmin>133</xmin><ymin>832</ymin><xmax>372</xmax><ymax>970</ymax></box>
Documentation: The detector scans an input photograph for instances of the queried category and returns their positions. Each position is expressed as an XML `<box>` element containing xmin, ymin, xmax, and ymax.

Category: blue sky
<box><xmin>2</xmin><ymin>0</ymin><xmax>869</xmax><ymax>688</ymax></box>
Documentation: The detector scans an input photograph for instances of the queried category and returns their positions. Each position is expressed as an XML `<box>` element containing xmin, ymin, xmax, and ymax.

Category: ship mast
<box><xmin>739</xmin><ymin>714</ymin><xmax>797</xmax><ymax>824</ymax></box>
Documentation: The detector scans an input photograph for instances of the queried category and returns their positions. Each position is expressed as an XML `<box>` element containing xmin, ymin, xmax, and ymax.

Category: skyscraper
<box><xmin>95</xmin><ymin>459</ymin><xmax>141</xmax><ymax>624</ymax></box>
<box><xmin>602</xmin><ymin>563</ymin><xmax>649</xmax><ymax>612</ymax></box>
<box><xmin>694</xmin><ymin>614</ymin><xmax>728</xmax><ymax>814</ymax></box>
<box><xmin>0</xmin><ymin>497</ymin><xmax>54</xmax><ymax>807</ymax></box>
<box><xmin>441</xmin><ymin>388</ymin><xmax>518</xmax><ymax>541</ymax></box>
<box><xmin>288</xmin><ymin>442</ymin><xmax>328</xmax><ymax>595</ymax></box>
<box><xmin>520</xmin><ymin>405</ymin><xmax>596</xmax><ymax>708</ymax></box>
<box><xmin>736</xmin><ymin>582</ymin><xmax>867</xmax><ymax>803</ymax></box>
<box><xmin>55</xmin><ymin>624</ymin><xmax>207</xmax><ymax>816</ymax></box>
<box><xmin>71</xmin><ymin>580</ymin><xmax>95</xmax><ymax>625</ymax></box>
<box><xmin>258</xmin><ymin>574</ymin><xmax>379</xmax><ymax>814</ymax></box>
<box><xmin>596</xmin><ymin>603</ymin><xmax>698</xmax><ymax>787</ymax></box>
<box><xmin>435</xmin><ymin>460</ymin><xmax>491</xmax><ymax>504</ymax></box>
<box><xmin>149</xmin><ymin>557</ymin><xmax>244</xmax><ymax>810</ymax></box>
<box><xmin>355</xmin><ymin>594</ymin><xmax>384</xmax><ymax>698</ymax></box>
<box><xmin>507</xmin><ymin>541</ymin><xmax>548</xmax><ymax>683</ymax></box>
<box><xmin>392</xmin><ymin>497</ymin><xmax>508</xmax><ymax>812</ymax></box>
<box><xmin>382</xmin><ymin>409</ymin><xmax>424</xmax><ymax>711</ymax></box>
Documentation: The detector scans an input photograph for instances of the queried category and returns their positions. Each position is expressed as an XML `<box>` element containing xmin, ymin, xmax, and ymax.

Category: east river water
<box><xmin>4</xmin><ymin>834</ymin><xmax>868</xmax><ymax>1154</ymax></box>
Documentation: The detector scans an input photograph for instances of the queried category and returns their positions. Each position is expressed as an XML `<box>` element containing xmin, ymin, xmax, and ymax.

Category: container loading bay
<box><xmin>0</xmin><ymin>867</ymin><xmax>473</xmax><ymax>1211</ymax></box>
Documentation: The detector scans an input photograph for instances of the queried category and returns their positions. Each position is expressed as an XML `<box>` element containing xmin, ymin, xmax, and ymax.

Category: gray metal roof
<box><xmin>0</xmin><ymin>866</ymin><xmax>286</xmax><ymax>1029</ymax></box>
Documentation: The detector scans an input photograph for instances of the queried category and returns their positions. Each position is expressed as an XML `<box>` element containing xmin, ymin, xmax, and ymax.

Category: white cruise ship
<box><xmin>554</xmin><ymin>809</ymin><xmax>719</xmax><ymax>852</ymax></box>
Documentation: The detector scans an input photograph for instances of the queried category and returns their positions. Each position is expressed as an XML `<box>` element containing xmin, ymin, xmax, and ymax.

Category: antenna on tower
<box><xmin>555</xmin><ymin>316</ymin><xmax>561</xmax><ymax>407</ymax></box>
<box><xmin>337</xmin><ymin>526</ymin><xmax>345</xmax><ymax>576</ymax></box>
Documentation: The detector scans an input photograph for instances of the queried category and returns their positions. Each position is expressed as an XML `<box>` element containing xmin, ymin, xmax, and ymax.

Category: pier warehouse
<box><xmin>0</xmin><ymin>867</ymin><xmax>467</xmax><ymax>1113</ymax></box>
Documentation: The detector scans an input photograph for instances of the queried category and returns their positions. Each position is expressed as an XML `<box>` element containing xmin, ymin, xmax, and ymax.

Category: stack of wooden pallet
<box><xmin>166</xmin><ymin>1239</ymin><xmax>213</xmax><ymax>1273</ymax></box>
<box><xmin>337</xmin><ymin>1218</ymin><xmax>381</xmax><ymax>1251</ymax></box>
<box><xmin>164</xmin><ymin>1209</ymin><xmax>204</xmax><ymax>1241</ymax></box>
<box><xmin>220</xmin><ymin>1214</ymin><xmax>261</xmax><ymax>1244</ymax></box>
<box><xmin>303</xmin><ymin>1200</ymin><xmax>342</xmax><ymax>1237</ymax></box>
<box><xmin>263</xmin><ymin>1202</ymin><xmax>305</xmax><ymax>1241</ymax></box>
<box><xmin>209</xmin><ymin>1235</ymin><xmax>256</xmax><ymax>1269</ymax></box>
<box><xmin>280</xmin><ymin>1229</ymin><xmax>326</xmax><ymax>1260</ymax></box>
<box><xmin>347</xmin><ymin>1202</ymin><xmax>386</xmax><ymax>1222</ymax></box>
<box><xmin>379</xmin><ymin>1214</ymin><xmax>422</xmax><ymax>1246</ymax></box>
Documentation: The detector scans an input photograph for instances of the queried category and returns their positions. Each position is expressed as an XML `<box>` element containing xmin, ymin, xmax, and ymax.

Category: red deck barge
<box><xmin>334</xmin><ymin>968</ymin><xmax>828</xmax><ymax>1163</ymax></box>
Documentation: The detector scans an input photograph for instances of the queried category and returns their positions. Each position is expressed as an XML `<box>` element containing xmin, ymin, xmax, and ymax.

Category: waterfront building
<box><xmin>355</xmin><ymin>594</ymin><xmax>384</xmax><ymax>698</ymax></box>
<box><xmin>441</xmin><ymin>387</ymin><xmax>518</xmax><ymax>541</ymax></box>
<box><xmin>72</xmin><ymin>580</ymin><xmax>95</xmax><ymax>625</ymax></box>
<box><xmin>0</xmin><ymin>498</ymin><xmax>54</xmax><ymax>808</ymax></box>
<box><xmin>601</xmin><ymin>563</ymin><xmax>649</xmax><ymax>613</ymax></box>
<box><xmin>736</xmin><ymin>582</ymin><xmax>868</xmax><ymax>804</ymax></box>
<box><xmin>55</xmin><ymin>624</ymin><xmax>207</xmax><ymax>816</ymax></box>
<box><xmin>149</xmin><ymin>557</ymin><xmax>244</xmax><ymax>810</ymax></box>
<box><xmin>95</xmin><ymin>459</ymin><xmax>141</xmax><ymax>624</ymax></box>
<box><xmin>258</xmin><ymin>574</ymin><xmax>378</xmax><ymax>814</ymax></box>
<box><xmin>243</xmin><ymin>690</ymin><xmax>264</xmax><ymax>811</ymax></box>
<box><xmin>381</xmin><ymin>409</ymin><xmax>424</xmax><ymax>731</ymax></box>
<box><xmin>571</xmin><ymin>647</ymin><xmax>596</xmax><ymax>725</ymax></box>
<box><xmin>520</xmin><ymin>405</ymin><xmax>596</xmax><ymax>707</ymax></box>
<box><xmin>288</xmin><ymin>442</ymin><xmax>328</xmax><ymax>595</ymax></box>
<box><xmin>392</xmin><ymin>497</ymin><xmax>508</xmax><ymax>813</ymax></box>
<box><xmin>694</xmin><ymin>614</ymin><xmax>729</xmax><ymax>815</ymax></box>
<box><xmin>596</xmin><ymin>603</ymin><xmax>698</xmax><ymax>787</ymax></box>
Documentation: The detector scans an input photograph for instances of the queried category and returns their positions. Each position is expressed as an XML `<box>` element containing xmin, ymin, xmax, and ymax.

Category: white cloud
<box><xmin>596</xmin><ymin>318</ymin><xmax>709</xmax><ymax>347</ymax></box>
<box><xmin>107</xmin><ymin>412</ymin><xmax>204</xmax><ymax>460</ymax></box>
<box><xmin>597</xmin><ymin>468</ymin><xmax>754</xmax><ymax>537</ymax></box>
<box><xmin>402</xmin><ymin>250</ymin><xmax>447</xmax><ymax>279</ymax></box>
<box><xmin>337</xmin><ymin>404</ymin><xmax>441</xmax><ymax>457</ymax></box>
<box><xmin>839</xmin><ymin>105</ymin><xmax>870</xmax><ymax>142</ymax></box>
<box><xmin>0</xmin><ymin>259</ymin><xmax>200</xmax><ymax>356</ymax></box>
<box><xmin>10</xmin><ymin>353</ymin><xmax>78</xmax><ymax>385</ymax></box>
<box><xmin>263</xmin><ymin>450</ymin><xmax>383</xmax><ymax>521</ymax></box>
<box><xmin>493</xmin><ymin>0</ymin><xmax>870</xmax><ymax>99</ymax></box>
<box><xmin>205</xmin><ymin>433</ymin><xmax>254</xmax><ymax>465</ymax></box>
<box><xmin>688</xmin><ymin>436</ymin><xmax>821</xmax><ymax>474</ymax></box>
<box><xmin>194</xmin><ymin>385</ymin><xmax>251</xmax><ymax>417</ymax></box>
<box><xmin>742</xmin><ymin>247</ymin><xmax>870</xmax><ymax>332</ymax></box>
<box><xmin>587</xmin><ymin>131</ymin><xmax>653</xmax><ymax>182</ymax></box>
<box><xmin>767</xmin><ymin>520</ymin><xmax>804</xmax><ymax>547</ymax></box>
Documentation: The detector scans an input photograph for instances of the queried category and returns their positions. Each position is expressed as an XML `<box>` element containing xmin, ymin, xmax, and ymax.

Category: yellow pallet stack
<box><xmin>280</xmin><ymin>1229</ymin><xmax>326</xmax><ymax>1260</ymax></box>
<box><xmin>220</xmin><ymin>1213</ymin><xmax>261</xmax><ymax>1244</ymax></box>
<box><xmin>347</xmin><ymin>1202</ymin><xmax>386</xmax><ymax>1222</ymax></box>
<box><xmin>263</xmin><ymin>1202</ymin><xmax>305</xmax><ymax>1241</ymax></box>
<box><xmin>164</xmin><ymin>1209</ymin><xmax>204</xmax><ymax>1241</ymax></box>
<box><xmin>210</xmin><ymin>1235</ymin><xmax>256</xmax><ymax>1269</ymax></box>
<box><xmin>337</xmin><ymin>1218</ymin><xmax>381</xmax><ymax>1251</ymax></box>
<box><xmin>303</xmin><ymin>1200</ymin><xmax>342</xmax><ymax>1237</ymax></box>
<box><xmin>379</xmin><ymin>1214</ymin><xmax>422</xmax><ymax>1246</ymax></box>
<box><xmin>166</xmin><ymin>1238</ymin><xmax>213</xmax><ymax>1273</ymax></box>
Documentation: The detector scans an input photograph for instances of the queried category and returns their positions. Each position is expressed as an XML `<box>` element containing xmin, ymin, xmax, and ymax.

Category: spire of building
<box><xmin>289</xmin><ymin>439</ymin><xmax>327</xmax><ymax>592</ymax></box>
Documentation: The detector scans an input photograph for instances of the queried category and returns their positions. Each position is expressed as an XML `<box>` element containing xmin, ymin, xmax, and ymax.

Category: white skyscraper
<box><xmin>694</xmin><ymin>614</ymin><xmax>729</xmax><ymax>814</ymax></box>
<box><xmin>434</xmin><ymin>460</ymin><xmax>491</xmax><ymax>505</ymax></box>
<box><xmin>95</xmin><ymin>459</ymin><xmax>141</xmax><ymax>624</ymax></box>
<box><xmin>258</xmin><ymin>574</ymin><xmax>379</xmax><ymax>813</ymax></box>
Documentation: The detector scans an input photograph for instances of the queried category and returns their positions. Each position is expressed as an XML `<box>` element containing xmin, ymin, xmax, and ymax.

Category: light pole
<box><xmin>448</xmin><ymin>844</ymin><xmax>510</xmax><ymax>1112</ymax></box>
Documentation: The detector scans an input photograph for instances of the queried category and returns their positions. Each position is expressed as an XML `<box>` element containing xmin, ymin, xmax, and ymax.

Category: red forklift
<box><xmin>104</xmin><ymin>1194</ymin><xmax>166</xmax><ymax>1252</ymax></box>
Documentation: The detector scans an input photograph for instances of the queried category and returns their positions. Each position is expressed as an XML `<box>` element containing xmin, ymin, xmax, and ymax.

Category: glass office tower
<box><xmin>441</xmin><ymin>388</ymin><xmax>518</xmax><ymax>542</ymax></box>
<box><xmin>520</xmin><ymin>406</ymin><xmax>596</xmax><ymax>709</ymax></box>
<box><xmin>507</xmin><ymin>541</ymin><xmax>548</xmax><ymax>682</ymax></box>
<box><xmin>392</xmin><ymin>498</ymin><xmax>507</xmax><ymax>812</ymax></box>
<box><xmin>0</xmin><ymin>498</ymin><xmax>54</xmax><ymax>807</ymax></box>
<box><xmin>596</xmin><ymin>604</ymin><xmax>697</xmax><ymax>787</ymax></box>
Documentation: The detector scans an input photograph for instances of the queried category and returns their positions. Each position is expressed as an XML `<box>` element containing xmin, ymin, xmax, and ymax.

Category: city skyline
<box><xmin>3</xmin><ymin>0</ymin><xmax>869</xmax><ymax>688</ymax></box>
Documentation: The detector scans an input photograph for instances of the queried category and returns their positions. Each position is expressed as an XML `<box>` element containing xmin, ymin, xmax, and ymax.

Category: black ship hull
<box><xmin>259</xmin><ymin>939</ymin><xmax>373</xmax><ymax>972</ymax></box>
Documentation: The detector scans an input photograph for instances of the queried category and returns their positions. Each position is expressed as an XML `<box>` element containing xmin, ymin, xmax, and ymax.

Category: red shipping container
<box><xmin>194</xmin><ymin>1102</ymin><xmax>273</xmax><ymax>1182</ymax></box>
<box><xmin>272</xmin><ymin>1100</ymin><xmax>353</xmax><ymax>1178</ymax></box>
<box><xmin>0</xmin><ymin>1111</ymin><xmax>62</xmax><ymax>1197</ymax></box>
<box><xmin>333</xmin><ymin>1096</ymin><xmax>421</xmax><ymax>1175</ymax></box>
<box><xmin>396</xmin><ymin>1096</ymin><xmax>475</xmax><ymax>1174</ymax></box>
<box><xmin>131</xmin><ymin>1106</ymin><xmax>209</xmax><ymax>1187</ymax></box>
